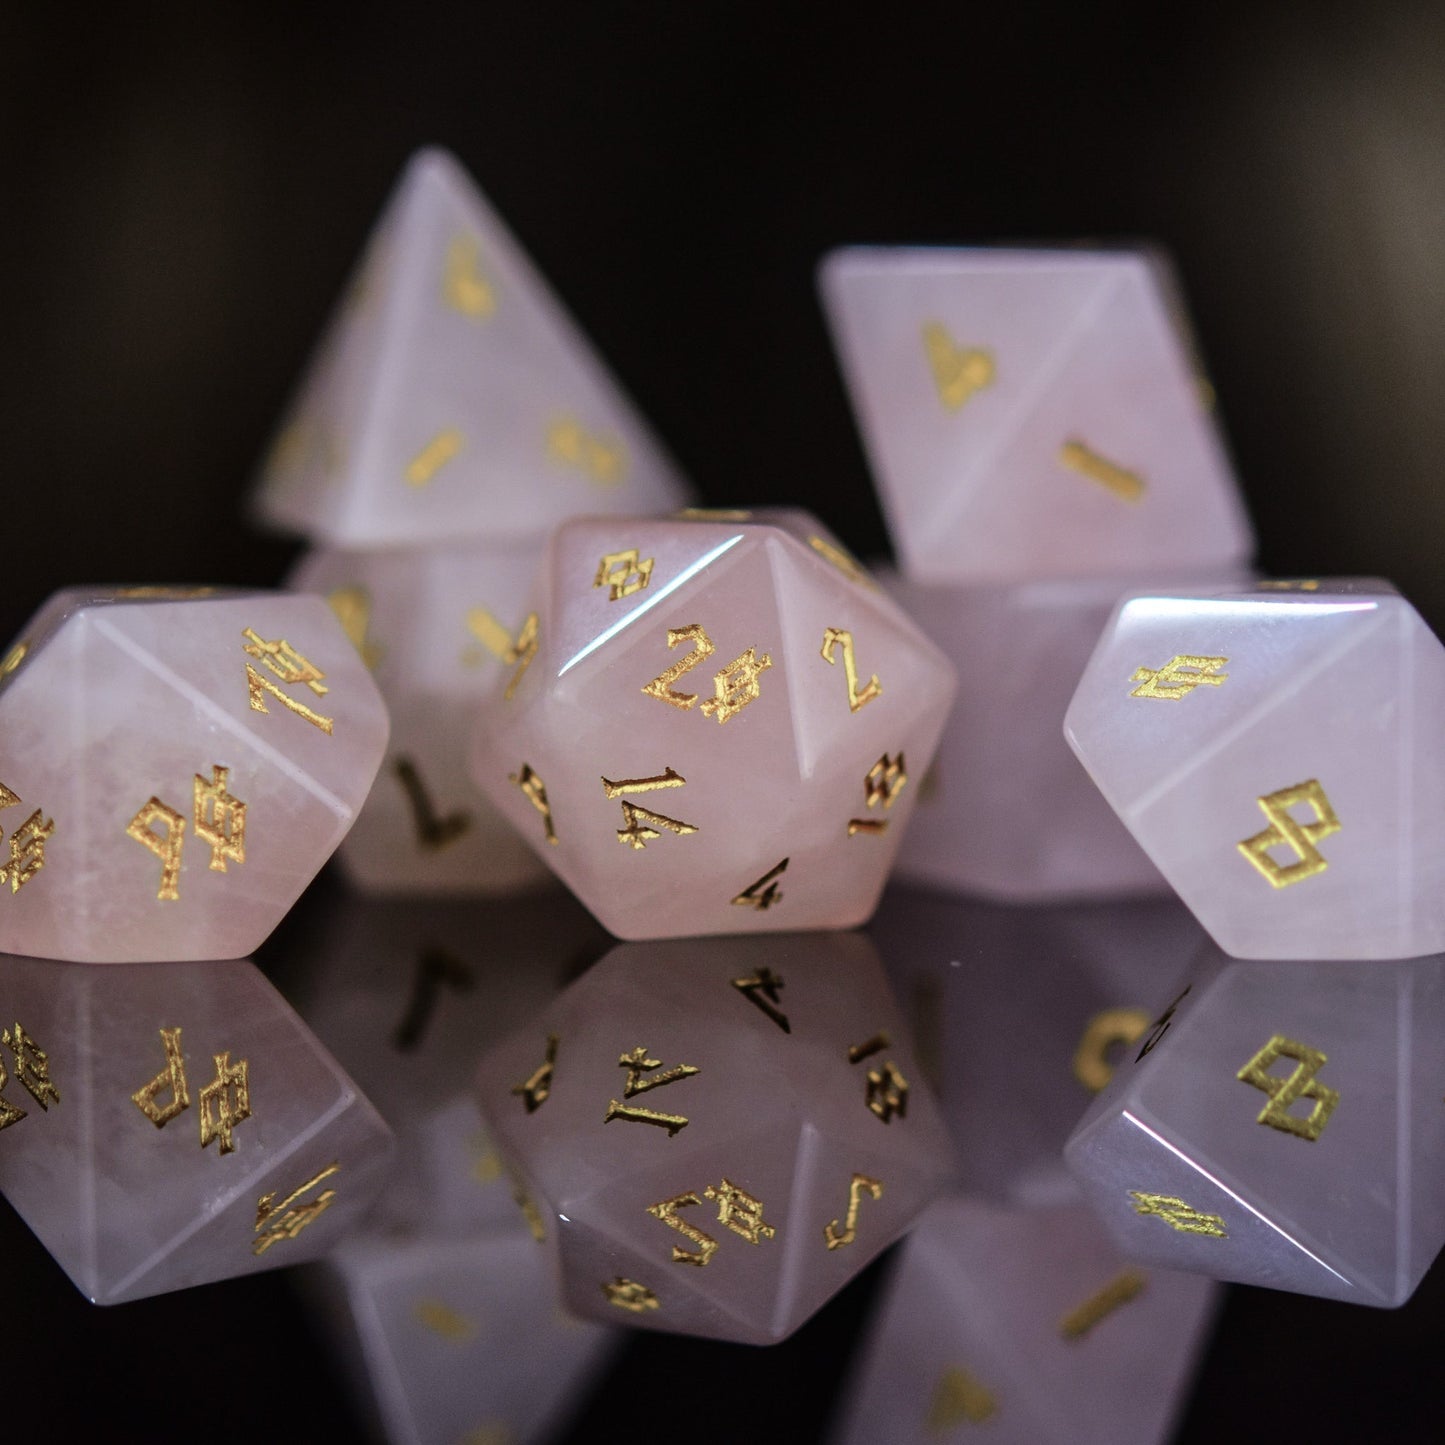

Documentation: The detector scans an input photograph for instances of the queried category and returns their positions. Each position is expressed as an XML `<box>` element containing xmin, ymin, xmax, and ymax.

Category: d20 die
<box><xmin>475</xmin><ymin>932</ymin><xmax>958</xmax><ymax>1344</ymax></box>
<box><xmin>305</xmin><ymin>1231</ymin><xmax>618</xmax><ymax>1445</ymax></box>
<box><xmin>1065</xmin><ymin>947</ymin><xmax>1445</xmax><ymax>1306</ymax></box>
<box><xmin>253</xmin><ymin>147</ymin><xmax>691</xmax><ymax>549</ymax></box>
<box><xmin>0</xmin><ymin>586</ymin><xmax>388</xmax><ymax>962</ymax></box>
<box><xmin>291</xmin><ymin>540</ymin><xmax>554</xmax><ymax>894</ymax></box>
<box><xmin>0</xmin><ymin>952</ymin><xmax>394</xmax><ymax>1303</ymax></box>
<box><xmin>818</xmin><ymin>246</ymin><xmax>1253</xmax><ymax>583</ymax></box>
<box><xmin>871</xmin><ymin>886</ymin><xmax>1207</xmax><ymax>1206</ymax></box>
<box><xmin>468</xmin><ymin>509</ymin><xmax>956</xmax><ymax>939</ymax></box>
<box><xmin>1065</xmin><ymin>578</ymin><xmax>1445</xmax><ymax>959</ymax></box>
<box><xmin>833</xmin><ymin>1198</ymin><xmax>1220</xmax><ymax>1445</ymax></box>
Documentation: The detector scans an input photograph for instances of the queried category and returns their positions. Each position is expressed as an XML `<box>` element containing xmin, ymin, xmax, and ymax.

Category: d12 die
<box><xmin>1065</xmin><ymin>578</ymin><xmax>1445</xmax><ymax>959</ymax></box>
<box><xmin>305</xmin><ymin>1231</ymin><xmax>618</xmax><ymax>1445</ymax></box>
<box><xmin>834</xmin><ymin>1199</ymin><xmax>1220</xmax><ymax>1445</ymax></box>
<box><xmin>818</xmin><ymin>246</ymin><xmax>1253</xmax><ymax>583</ymax></box>
<box><xmin>475</xmin><ymin>933</ymin><xmax>957</xmax><ymax>1344</ymax></box>
<box><xmin>291</xmin><ymin>540</ymin><xmax>554</xmax><ymax>894</ymax></box>
<box><xmin>1065</xmin><ymin>946</ymin><xmax>1445</xmax><ymax>1305</ymax></box>
<box><xmin>0</xmin><ymin>587</ymin><xmax>388</xmax><ymax>962</ymax></box>
<box><xmin>468</xmin><ymin>509</ymin><xmax>956</xmax><ymax>938</ymax></box>
<box><xmin>871</xmin><ymin>886</ymin><xmax>1207</xmax><ymax>1206</ymax></box>
<box><xmin>253</xmin><ymin>147</ymin><xmax>691</xmax><ymax>549</ymax></box>
<box><xmin>288</xmin><ymin>890</ymin><xmax>607</xmax><ymax>1237</ymax></box>
<box><xmin>0</xmin><ymin>952</ymin><xmax>394</xmax><ymax>1304</ymax></box>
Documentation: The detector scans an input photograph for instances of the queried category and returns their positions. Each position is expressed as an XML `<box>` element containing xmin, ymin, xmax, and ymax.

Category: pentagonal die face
<box><xmin>253</xmin><ymin>147</ymin><xmax>691</xmax><ymax>549</ymax></box>
<box><xmin>1065</xmin><ymin>579</ymin><xmax>1445</xmax><ymax>960</ymax></box>
<box><xmin>1065</xmin><ymin>949</ymin><xmax>1445</xmax><ymax>1306</ymax></box>
<box><xmin>818</xmin><ymin>247</ymin><xmax>1253</xmax><ymax>584</ymax></box>
<box><xmin>0</xmin><ymin>587</ymin><xmax>389</xmax><ymax>962</ymax></box>
<box><xmin>468</xmin><ymin>510</ymin><xmax>956</xmax><ymax>940</ymax></box>
<box><xmin>475</xmin><ymin>934</ymin><xmax>958</xmax><ymax>1345</ymax></box>
<box><xmin>291</xmin><ymin>541</ymin><xmax>551</xmax><ymax>894</ymax></box>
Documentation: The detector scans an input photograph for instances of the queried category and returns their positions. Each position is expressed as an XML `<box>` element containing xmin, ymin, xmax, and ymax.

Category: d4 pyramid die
<box><xmin>0</xmin><ymin>953</ymin><xmax>394</xmax><ymax>1304</ymax></box>
<box><xmin>254</xmin><ymin>147</ymin><xmax>691</xmax><ymax>548</ymax></box>
<box><xmin>818</xmin><ymin>247</ymin><xmax>1253</xmax><ymax>583</ymax></box>
<box><xmin>0</xmin><ymin>587</ymin><xmax>388</xmax><ymax>962</ymax></box>
<box><xmin>474</xmin><ymin>933</ymin><xmax>958</xmax><ymax>1344</ymax></box>
<box><xmin>1065</xmin><ymin>946</ymin><xmax>1445</xmax><ymax>1306</ymax></box>
<box><xmin>1065</xmin><ymin>578</ymin><xmax>1445</xmax><ymax>959</ymax></box>
<box><xmin>467</xmin><ymin>509</ymin><xmax>956</xmax><ymax>939</ymax></box>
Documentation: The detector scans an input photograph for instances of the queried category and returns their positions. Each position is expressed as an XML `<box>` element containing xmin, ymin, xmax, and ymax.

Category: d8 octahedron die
<box><xmin>467</xmin><ymin>510</ymin><xmax>956</xmax><ymax>939</ymax></box>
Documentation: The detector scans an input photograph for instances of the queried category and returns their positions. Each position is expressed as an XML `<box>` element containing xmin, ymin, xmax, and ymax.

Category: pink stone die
<box><xmin>0</xmin><ymin>587</ymin><xmax>388</xmax><ymax>962</ymax></box>
<box><xmin>466</xmin><ymin>510</ymin><xmax>957</xmax><ymax>939</ymax></box>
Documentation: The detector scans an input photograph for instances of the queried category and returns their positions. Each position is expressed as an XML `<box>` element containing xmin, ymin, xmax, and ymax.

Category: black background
<box><xmin>2</xmin><ymin>3</ymin><xmax>1442</xmax><ymax>1440</ymax></box>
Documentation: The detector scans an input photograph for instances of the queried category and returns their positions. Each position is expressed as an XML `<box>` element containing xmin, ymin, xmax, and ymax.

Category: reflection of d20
<box><xmin>0</xmin><ymin>954</ymin><xmax>393</xmax><ymax>1303</ymax></box>
<box><xmin>475</xmin><ymin>932</ymin><xmax>957</xmax><ymax>1343</ymax></box>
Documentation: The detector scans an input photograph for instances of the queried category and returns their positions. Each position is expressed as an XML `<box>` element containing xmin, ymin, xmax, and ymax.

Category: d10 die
<box><xmin>871</xmin><ymin>886</ymin><xmax>1207</xmax><ymax>1206</ymax></box>
<box><xmin>475</xmin><ymin>932</ymin><xmax>958</xmax><ymax>1345</ymax></box>
<box><xmin>0</xmin><ymin>952</ymin><xmax>394</xmax><ymax>1304</ymax></box>
<box><xmin>291</xmin><ymin>540</ymin><xmax>554</xmax><ymax>894</ymax></box>
<box><xmin>1065</xmin><ymin>578</ymin><xmax>1445</xmax><ymax>959</ymax></box>
<box><xmin>818</xmin><ymin>246</ymin><xmax>1253</xmax><ymax>583</ymax></box>
<box><xmin>834</xmin><ymin>1199</ymin><xmax>1220</xmax><ymax>1445</ymax></box>
<box><xmin>468</xmin><ymin>510</ymin><xmax>956</xmax><ymax>939</ymax></box>
<box><xmin>0</xmin><ymin>587</ymin><xmax>388</xmax><ymax>962</ymax></box>
<box><xmin>253</xmin><ymin>147</ymin><xmax>691</xmax><ymax>549</ymax></box>
<box><xmin>1065</xmin><ymin>946</ymin><xmax>1445</xmax><ymax>1306</ymax></box>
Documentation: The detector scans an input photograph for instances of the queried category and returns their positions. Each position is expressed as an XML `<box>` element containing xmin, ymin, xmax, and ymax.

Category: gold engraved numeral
<box><xmin>850</xmin><ymin>752</ymin><xmax>906</xmax><ymax>837</ymax></box>
<box><xmin>594</xmin><ymin>549</ymin><xmax>654</xmax><ymax>601</ymax></box>
<box><xmin>699</xmin><ymin>647</ymin><xmax>772</xmax><ymax>724</ymax></box>
<box><xmin>731</xmin><ymin>857</ymin><xmax>788</xmax><ymax>912</ymax></box>
<box><xmin>807</xmin><ymin>535</ymin><xmax>876</xmax><ymax>589</ymax></box>
<box><xmin>510</xmin><ymin>763</ymin><xmax>558</xmax><ymax>845</ymax></box>
<box><xmin>194</xmin><ymin>765</ymin><xmax>245</xmax><ymax>872</ymax></box>
<box><xmin>928</xmin><ymin>1367</ymin><xmax>998</xmax><ymax>1430</ymax></box>
<box><xmin>512</xmin><ymin>1183</ymin><xmax>547</xmax><ymax>1242</ymax></box>
<box><xmin>395</xmin><ymin>756</ymin><xmax>471</xmax><ymax>850</ymax></box>
<box><xmin>253</xmin><ymin>1161</ymin><xmax>340</xmax><ymax>1255</ymax></box>
<box><xmin>1130</xmin><ymin>655</ymin><xmax>1229</xmax><ymax>700</ymax></box>
<box><xmin>548</xmin><ymin>416</ymin><xmax>626</xmax><ymax>485</ymax></box>
<box><xmin>443</xmin><ymin>233</ymin><xmax>496</xmax><ymax>318</ymax></box>
<box><xmin>198</xmin><ymin>1051</ymin><xmax>251</xmax><ymax>1155</ymax></box>
<box><xmin>326</xmin><ymin>586</ymin><xmax>383</xmax><ymax>670</ymax></box>
<box><xmin>1058</xmin><ymin>1270</ymin><xmax>1148</xmax><ymax>1340</ymax></box>
<box><xmin>642</xmin><ymin>624</ymin><xmax>715</xmax><ymax>710</ymax></box>
<box><xmin>0</xmin><ymin>642</ymin><xmax>27</xmax><ymax>682</ymax></box>
<box><xmin>1237</xmin><ymin>779</ymin><xmax>1340</xmax><ymax>888</ymax></box>
<box><xmin>1236</xmin><ymin>1033</ymin><xmax>1339</xmax><ymax>1141</ymax></box>
<box><xmin>603</xmin><ymin>1278</ymin><xmax>659</xmax><ymax>1313</ymax></box>
<box><xmin>731</xmin><ymin>967</ymin><xmax>790</xmax><ymax>1032</ymax></box>
<box><xmin>820</xmin><ymin>627</ymin><xmax>882</xmax><ymax>712</ymax></box>
<box><xmin>405</xmin><ymin>428</ymin><xmax>465</xmax><ymax>488</ymax></box>
<box><xmin>1259</xmin><ymin>579</ymin><xmax>1321</xmax><ymax>591</ymax></box>
<box><xmin>705</xmin><ymin>1178</ymin><xmax>776</xmax><ymax>1245</ymax></box>
<box><xmin>242</xmin><ymin>629</ymin><xmax>334</xmax><ymax>734</ymax></box>
<box><xmin>823</xmin><ymin>1173</ymin><xmax>883</xmax><ymax>1250</ymax></box>
<box><xmin>675</xmin><ymin>507</ymin><xmax>753</xmax><ymax>521</ymax></box>
<box><xmin>502</xmin><ymin>612</ymin><xmax>540</xmax><ymax>699</ymax></box>
<box><xmin>1059</xmin><ymin>438</ymin><xmax>1145</xmax><ymax>502</ymax></box>
<box><xmin>127</xmin><ymin>797</ymin><xmax>186</xmax><ymax>901</ymax></box>
<box><xmin>847</xmin><ymin>1033</ymin><xmax>909</xmax><ymax>1122</ymax></box>
<box><xmin>1136</xmin><ymin>984</ymin><xmax>1191</xmax><ymax>1061</ymax></box>
<box><xmin>1</xmin><ymin>1023</ymin><xmax>58</xmax><ymax>1113</ymax></box>
<box><xmin>1129</xmin><ymin>1191</ymin><xmax>1227</xmax><ymax>1238</ymax></box>
<box><xmin>0</xmin><ymin>1053</ymin><xmax>25</xmax><ymax>1131</ymax></box>
<box><xmin>413</xmin><ymin>1298</ymin><xmax>475</xmax><ymax>1341</ymax></box>
<box><xmin>1073</xmin><ymin>1007</ymin><xmax>1151</xmax><ymax>1093</ymax></box>
<box><xmin>647</xmin><ymin>1192</ymin><xmax>717</xmax><ymax>1265</ymax></box>
<box><xmin>512</xmin><ymin>1034</ymin><xmax>559</xmax><ymax>1114</ymax></box>
<box><xmin>922</xmin><ymin>322</ymin><xmax>995</xmax><ymax>411</ymax></box>
<box><xmin>601</xmin><ymin>769</ymin><xmax>697</xmax><ymax>850</ymax></box>
<box><xmin>605</xmin><ymin>1043</ymin><xmax>699</xmax><ymax>1136</ymax></box>
<box><xmin>131</xmin><ymin>1026</ymin><xmax>190</xmax><ymax>1126</ymax></box>
<box><xmin>0</xmin><ymin>795</ymin><xmax>54</xmax><ymax>894</ymax></box>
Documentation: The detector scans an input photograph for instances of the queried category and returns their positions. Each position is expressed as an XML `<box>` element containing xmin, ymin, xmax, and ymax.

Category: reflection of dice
<box><xmin>834</xmin><ymin>1198</ymin><xmax>1220</xmax><ymax>1445</ymax></box>
<box><xmin>818</xmin><ymin>246</ymin><xmax>1252</xmax><ymax>584</ymax></box>
<box><xmin>474</xmin><ymin>933</ymin><xmax>957</xmax><ymax>1344</ymax></box>
<box><xmin>252</xmin><ymin>147</ymin><xmax>690</xmax><ymax>549</ymax></box>
<box><xmin>1066</xmin><ymin>947</ymin><xmax>1445</xmax><ymax>1305</ymax></box>
<box><xmin>467</xmin><ymin>510</ymin><xmax>955</xmax><ymax>938</ymax></box>
<box><xmin>0</xmin><ymin>588</ymin><xmax>388</xmax><ymax>962</ymax></box>
<box><xmin>871</xmin><ymin>887</ymin><xmax>1207</xmax><ymax>1206</ymax></box>
<box><xmin>1065</xmin><ymin>579</ymin><xmax>1445</xmax><ymax>959</ymax></box>
<box><xmin>0</xmin><ymin>953</ymin><xmax>393</xmax><ymax>1303</ymax></box>
<box><xmin>291</xmin><ymin>542</ymin><xmax>553</xmax><ymax>895</ymax></box>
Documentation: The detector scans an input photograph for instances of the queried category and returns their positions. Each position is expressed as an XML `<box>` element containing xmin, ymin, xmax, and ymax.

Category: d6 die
<box><xmin>0</xmin><ymin>587</ymin><xmax>388</xmax><ymax>962</ymax></box>
<box><xmin>467</xmin><ymin>510</ymin><xmax>956</xmax><ymax>938</ymax></box>
<box><xmin>474</xmin><ymin>932</ymin><xmax>957</xmax><ymax>1344</ymax></box>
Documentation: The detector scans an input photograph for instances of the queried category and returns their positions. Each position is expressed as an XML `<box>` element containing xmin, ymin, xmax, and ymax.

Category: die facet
<box><xmin>474</xmin><ymin>933</ymin><xmax>958</xmax><ymax>1345</ymax></box>
<box><xmin>0</xmin><ymin>587</ymin><xmax>389</xmax><ymax>962</ymax></box>
<box><xmin>1065</xmin><ymin>946</ymin><xmax>1445</xmax><ymax>1306</ymax></box>
<box><xmin>833</xmin><ymin>1198</ymin><xmax>1220</xmax><ymax>1445</ymax></box>
<box><xmin>253</xmin><ymin>147</ymin><xmax>691</xmax><ymax>548</ymax></box>
<box><xmin>818</xmin><ymin>247</ymin><xmax>1253</xmax><ymax>583</ymax></box>
<box><xmin>467</xmin><ymin>510</ymin><xmax>956</xmax><ymax>939</ymax></box>
<box><xmin>1065</xmin><ymin>578</ymin><xmax>1445</xmax><ymax>959</ymax></box>
<box><xmin>0</xmin><ymin>952</ymin><xmax>394</xmax><ymax>1304</ymax></box>
<box><xmin>290</xmin><ymin>541</ymin><xmax>553</xmax><ymax>895</ymax></box>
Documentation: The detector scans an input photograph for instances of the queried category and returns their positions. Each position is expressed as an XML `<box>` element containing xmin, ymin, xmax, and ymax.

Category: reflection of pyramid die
<box><xmin>253</xmin><ymin>148</ymin><xmax>691</xmax><ymax>548</ymax></box>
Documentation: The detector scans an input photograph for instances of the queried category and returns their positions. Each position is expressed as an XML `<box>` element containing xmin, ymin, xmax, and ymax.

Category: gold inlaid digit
<box><xmin>704</xmin><ymin>1178</ymin><xmax>776</xmax><ymax>1245</ymax></box>
<box><xmin>253</xmin><ymin>1161</ymin><xmax>340</xmax><ymax>1255</ymax></box>
<box><xmin>0</xmin><ymin>642</ymin><xmax>27</xmax><ymax>681</ymax></box>
<box><xmin>326</xmin><ymin>587</ymin><xmax>383</xmax><ymax>670</ymax></box>
<box><xmin>604</xmin><ymin>1044</ymin><xmax>698</xmax><ymax>1135</ymax></box>
<box><xmin>850</xmin><ymin>752</ymin><xmax>906</xmax><ymax>836</ymax></box>
<box><xmin>1058</xmin><ymin>1270</ymin><xmax>1147</xmax><ymax>1340</ymax></box>
<box><xmin>641</xmin><ymin>625</ymin><xmax>715</xmax><ymax>710</ymax></box>
<box><xmin>594</xmin><ymin>549</ymin><xmax>654</xmax><ymax>601</ymax></box>
<box><xmin>193</xmin><ymin>765</ymin><xmax>246</xmax><ymax>872</ymax></box>
<box><xmin>601</xmin><ymin>770</ymin><xmax>697</xmax><ymax>850</ymax></box>
<box><xmin>443</xmin><ymin>233</ymin><xmax>496</xmax><ymax>318</ymax></box>
<box><xmin>928</xmin><ymin>1367</ymin><xmax>998</xmax><ymax>1430</ymax></box>
<box><xmin>1236</xmin><ymin>1034</ymin><xmax>1339</xmax><ymax>1141</ymax></box>
<box><xmin>1129</xmin><ymin>1191</ymin><xmax>1226</xmax><ymax>1237</ymax></box>
<box><xmin>198</xmin><ymin>1051</ymin><xmax>251</xmax><ymax>1155</ymax></box>
<box><xmin>823</xmin><ymin>1173</ymin><xmax>883</xmax><ymax>1250</ymax></box>
<box><xmin>547</xmin><ymin>416</ymin><xmax>626</xmax><ymax>485</ymax></box>
<box><xmin>502</xmin><ymin>613</ymin><xmax>539</xmax><ymax>699</ymax></box>
<box><xmin>1</xmin><ymin>1023</ymin><xmax>58</xmax><ymax>1113</ymax></box>
<box><xmin>131</xmin><ymin>1026</ymin><xmax>190</xmax><ymax>1126</ymax></box>
<box><xmin>807</xmin><ymin>535</ymin><xmax>876</xmax><ymax>588</ymax></box>
<box><xmin>820</xmin><ymin>627</ymin><xmax>882</xmax><ymax>712</ymax></box>
<box><xmin>731</xmin><ymin>858</ymin><xmax>789</xmax><ymax>912</ymax></box>
<box><xmin>512</xmin><ymin>1034</ymin><xmax>559</xmax><ymax>1114</ymax></box>
<box><xmin>647</xmin><ymin>1192</ymin><xmax>717</xmax><ymax>1265</ymax></box>
<box><xmin>847</xmin><ymin>1034</ymin><xmax>908</xmax><ymax>1122</ymax></box>
<box><xmin>1073</xmin><ymin>1007</ymin><xmax>1151</xmax><ymax>1093</ymax></box>
<box><xmin>0</xmin><ymin>786</ymin><xmax>54</xmax><ymax>894</ymax></box>
<box><xmin>1237</xmin><ymin>780</ymin><xmax>1340</xmax><ymax>887</ymax></box>
<box><xmin>1059</xmin><ymin>438</ymin><xmax>1145</xmax><ymax>502</ymax></box>
<box><xmin>405</xmin><ymin>428</ymin><xmax>465</xmax><ymax>488</ymax></box>
<box><xmin>242</xmin><ymin>629</ymin><xmax>334</xmax><ymax>734</ymax></box>
<box><xmin>127</xmin><ymin>797</ymin><xmax>186</xmax><ymax>900</ymax></box>
<box><xmin>603</xmin><ymin>1278</ymin><xmax>660</xmax><ymax>1313</ymax></box>
<box><xmin>413</xmin><ymin>1298</ymin><xmax>476</xmax><ymax>1341</ymax></box>
<box><xmin>1129</xmin><ymin>655</ymin><xmax>1228</xmax><ymax>700</ymax></box>
<box><xmin>922</xmin><ymin>322</ymin><xmax>995</xmax><ymax>411</ymax></box>
<box><xmin>699</xmin><ymin>646</ymin><xmax>772</xmax><ymax>724</ymax></box>
<box><xmin>510</xmin><ymin>764</ymin><xmax>558</xmax><ymax>846</ymax></box>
